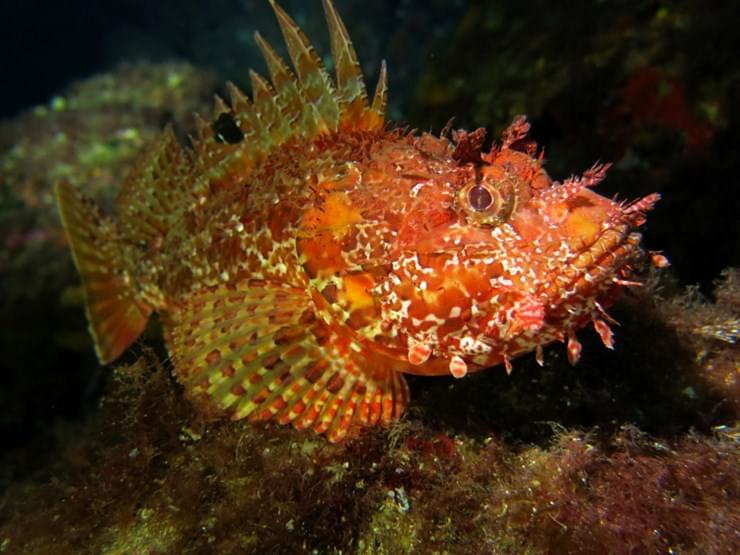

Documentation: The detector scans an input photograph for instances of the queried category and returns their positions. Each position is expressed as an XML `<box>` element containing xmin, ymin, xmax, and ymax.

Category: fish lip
<box><xmin>560</xmin><ymin>193</ymin><xmax>658</xmax><ymax>295</ymax></box>
<box><xmin>547</xmin><ymin>220</ymin><xmax>644</xmax><ymax>304</ymax></box>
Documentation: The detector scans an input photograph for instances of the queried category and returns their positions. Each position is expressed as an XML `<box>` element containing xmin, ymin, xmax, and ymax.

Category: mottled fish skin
<box><xmin>55</xmin><ymin>0</ymin><xmax>662</xmax><ymax>442</ymax></box>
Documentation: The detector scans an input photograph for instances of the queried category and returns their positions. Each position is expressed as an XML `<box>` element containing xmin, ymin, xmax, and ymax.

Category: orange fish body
<box><xmin>56</xmin><ymin>0</ymin><xmax>660</xmax><ymax>442</ymax></box>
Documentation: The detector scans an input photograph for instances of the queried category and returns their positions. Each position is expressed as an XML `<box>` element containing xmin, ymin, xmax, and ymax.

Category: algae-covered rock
<box><xmin>1</xmin><ymin>61</ymin><xmax>217</xmax><ymax>213</ymax></box>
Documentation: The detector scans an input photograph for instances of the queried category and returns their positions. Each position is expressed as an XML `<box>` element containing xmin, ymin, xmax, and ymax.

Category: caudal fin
<box><xmin>55</xmin><ymin>181</ymin><xmax>152</xmax><ymax>363</ymax></box>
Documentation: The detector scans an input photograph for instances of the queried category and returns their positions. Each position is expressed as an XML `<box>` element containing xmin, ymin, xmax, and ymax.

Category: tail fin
<box><xmin>55</xmin><ymin>181</ymin><xmax>152</xmax><ymax>363</ymax></box>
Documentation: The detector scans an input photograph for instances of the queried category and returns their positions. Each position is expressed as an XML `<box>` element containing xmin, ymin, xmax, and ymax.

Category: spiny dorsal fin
<box><xmin>226</xmin><ymin>81</ymin><xmax>250</xmax><ymax>113</ymax></box>
<box><xmin>370</xmin><ymin>60</ymin><xmax>388</xmax><ymax>129</ymax></box>
<box><xmin>224</xmin><ymin>81</ymin><xmax>275</xmax><ymax>161</ymax></box>
<box><xmin>213</xmin><ymin>94</ymin><xmax>230</xmax><ymax>117</ymax></box>
<box><xmin>254</xmin><ymin>31</ymin><xmax>322</xmax><ymax>137</ymax></box>
<box><xmin>249</xmin><ymin>69</ymin><xmax>292</xmax><ymax>146</ymax></box>
<box><xmin>189</xmin><ymin>0</ymin><xmax>388</xmax><ymax>189</ymax></box>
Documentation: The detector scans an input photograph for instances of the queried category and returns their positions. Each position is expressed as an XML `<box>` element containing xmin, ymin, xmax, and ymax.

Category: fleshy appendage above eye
<box><xmin>457</xmin><ymin>175</ymin><xmax>517</xmax><ymax>227</ymax></box>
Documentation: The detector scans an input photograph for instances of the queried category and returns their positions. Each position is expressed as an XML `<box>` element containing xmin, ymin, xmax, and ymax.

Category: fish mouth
<box><xmin>536</xmin><ymin>191</ymin><xmax>661</xmax><ymax>314</ymax></box>
<box><xmin>538</xmin><ymin>218</ymin><xmax>645</xmax><ymax>313</ymax></box>
<box><xmin>549</xmin><ymin>193</ymin><xmax>660</xmax><ymax>304</ymax></box>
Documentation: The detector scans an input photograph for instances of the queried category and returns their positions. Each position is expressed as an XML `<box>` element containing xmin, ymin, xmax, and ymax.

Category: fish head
<box><xmin>373</xmin><ymin>118</ymin><xmax>660</xmax><ymax>375</ymax></box>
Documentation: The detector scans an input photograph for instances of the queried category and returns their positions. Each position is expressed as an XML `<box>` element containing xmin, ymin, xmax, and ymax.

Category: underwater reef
<box><xmin>1</xmin><ymin>0</ymin><xmax>739</xmax><ymax>553</ymax></box>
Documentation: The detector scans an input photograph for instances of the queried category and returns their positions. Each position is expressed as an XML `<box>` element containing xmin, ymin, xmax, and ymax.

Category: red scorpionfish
<box><xmin>56</xmin><ymin>0</ymin><xmax>664</xmax><ymax>442</ymax></box>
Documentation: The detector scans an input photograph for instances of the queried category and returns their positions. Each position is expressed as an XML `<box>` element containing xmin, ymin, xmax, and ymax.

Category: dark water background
<box><xmin>1</xmin><ymin>0</ymin><xmax>462</xmax><ymax>121</ymax></box>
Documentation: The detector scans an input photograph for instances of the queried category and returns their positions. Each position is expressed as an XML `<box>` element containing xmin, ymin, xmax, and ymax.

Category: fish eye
<box><xmin>457</xmin><ymin>176</ymin><xmax>516</xmax><ymax>227</ymax></box>
<box><xmin>468</xmin><ymin>185</ymin><xmax>494</xmax><ymax>212</ymax></box>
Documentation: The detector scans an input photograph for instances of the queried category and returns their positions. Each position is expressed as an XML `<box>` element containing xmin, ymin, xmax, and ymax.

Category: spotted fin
<box><xmin>56</xmin><ymin>181</ymin><xmax>152</xmax><ymax>363</ymax></box>
<box><xmin>189</xmin><ymin>0</ymin><xmax>388</xmax><ymax>187</ymax></box>
<box><xmin>164</xmin><ymin>280</ymin><xmax>408</xmax><ymax>442</ymax></box>
<box><xmin>115</xmin><ymin>124</ymin><xmax>196</xmax><ymax>245</ymax></box>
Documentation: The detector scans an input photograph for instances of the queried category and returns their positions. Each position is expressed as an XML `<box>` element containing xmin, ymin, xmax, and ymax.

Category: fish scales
<box><xmin>55</xmin><ymin>0</ymin><xmax>663</xmax><ymax>442</ymax></box>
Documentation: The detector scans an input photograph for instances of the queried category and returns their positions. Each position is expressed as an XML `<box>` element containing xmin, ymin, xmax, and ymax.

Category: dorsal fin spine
<box><xmin>249</xmin><ymin>69</ymin><xmax>291</xmax><ymax>145</ymax></box>
<box><xmin>369</xmin><ymin>60</ymin><xmax>388</xmax><ymax>129</ymax></box>
<box><xmin>321</xmin><ymin>0</ymin><xmax>369</xmax><ymax>125</ymax></box>
<box><xmin>213</xmin><ymin>94</ymin><xmax>230</xmax><ymax>116</ymax></box>
<box><xmin>254</xmin><ymin>31</ymin><xmax>304</xmax><ymax>130</ymax></box>
<box><xmin>226</xmin><ymin>81</ymin><xmax>250</xmax><ymax>113</ymax></box>
<box><xmin>268</xmin><ymin>0</ymin><xmax>340</xmax><ymax>131</ymax></box>
<box><xmin>225</xmin><ymin>83</ymin><xmax>263</xmax><ymax>153</ymax></box>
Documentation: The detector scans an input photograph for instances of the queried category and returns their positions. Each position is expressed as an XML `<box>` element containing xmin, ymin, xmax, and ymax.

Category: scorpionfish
<box><xmin>56</xmin><ymin>0</ymin><xmax>663</xmax><ymax>442</ymax></box>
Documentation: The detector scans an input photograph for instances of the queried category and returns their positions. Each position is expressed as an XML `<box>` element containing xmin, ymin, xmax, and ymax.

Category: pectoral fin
<box><xmin>164</xmin><ymin>279</ymin><xmax>407</xmax><ymax>442</ymax></box>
